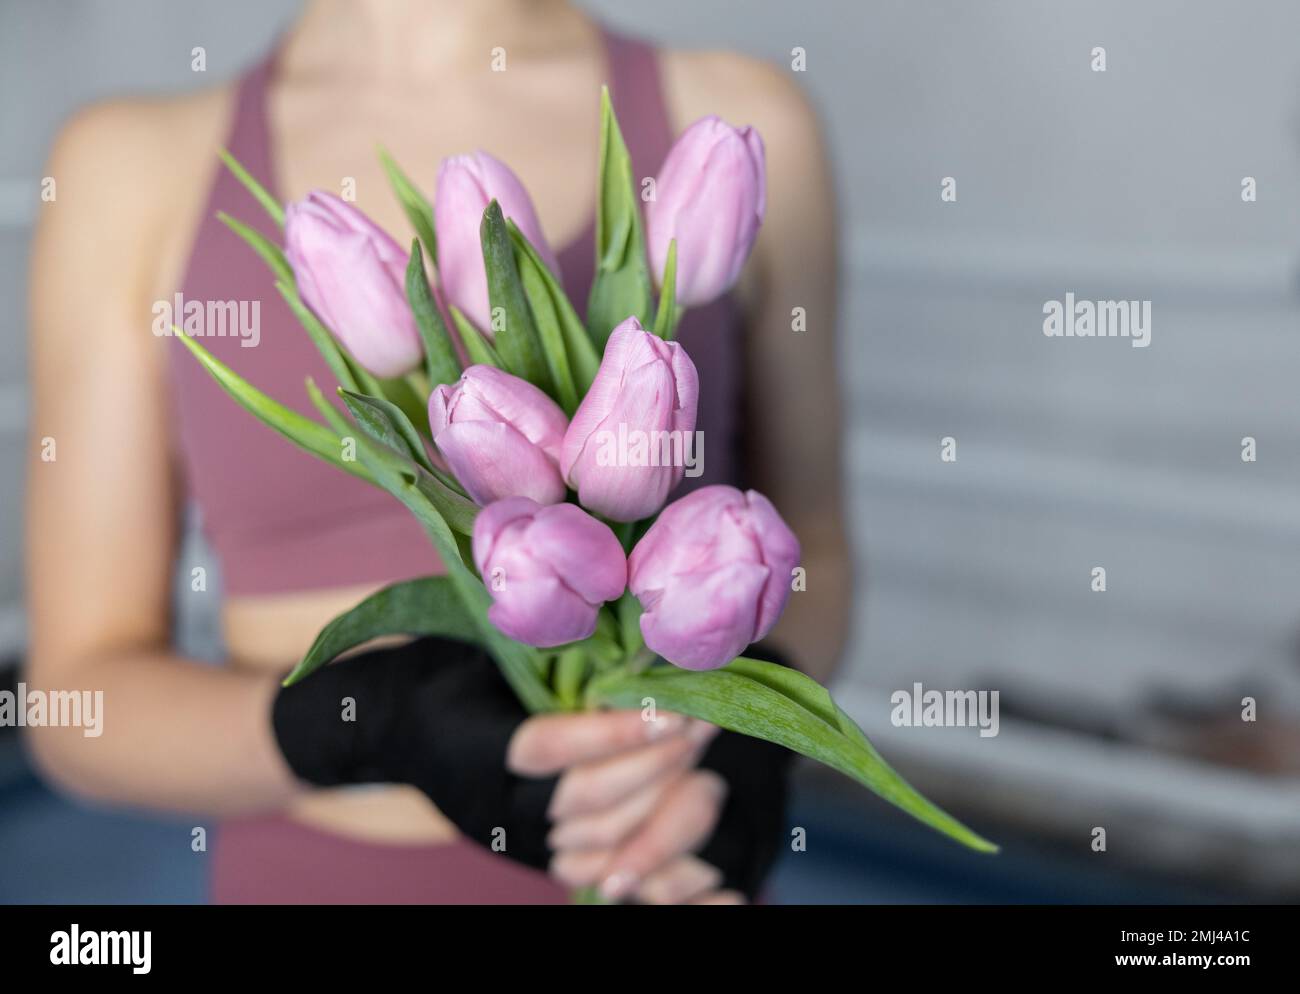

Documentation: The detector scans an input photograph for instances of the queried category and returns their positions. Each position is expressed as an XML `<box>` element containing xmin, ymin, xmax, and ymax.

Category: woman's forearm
<box><xmin>23</xmin><ymin>648</ymin><xmax>303</xmax><ymax>816</ymax></box>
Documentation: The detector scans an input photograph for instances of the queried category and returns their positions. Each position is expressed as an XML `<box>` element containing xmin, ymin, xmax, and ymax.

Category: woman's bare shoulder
<box><xmin>658</xmin><ymin>47</ymin><xmax>824</xmax><ymax>148</ymax></box>
<box><xmin>48</xmin><ymin>85</ymin><xmax>231</xmax><ymax>192</ymax></box>
<box><xmin>40</xmin><ymin>84</ymin><xmax>235</xmax><ymax>298</ymax></box>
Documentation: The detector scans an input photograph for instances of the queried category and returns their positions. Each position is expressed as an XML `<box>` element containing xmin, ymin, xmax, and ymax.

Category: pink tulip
<box><xmin>428</xmin><ymin>365</ymin><xmax>569</xmax><ymax>507</ymax></box>
<box><xmin>628</xmin><ymin>485</ymin><xmax>801</xmax><ymax>670</ymax></box>
<box><xmin>645</xmin><ymin>116</ymin><xmax>766</xmax><ymax>308</ymax></box>
<box><xmin>435</xmin><ymin>151</ymin><xmax>560</xmax><ymax>334</ymax></box>
<box><xmin>560</xmin><ymin>317</ymin><xmax>699</xmax><ymax>523</ymax></box>
<box><xmin>473</xmin><ymin>497</ymin><xmax>627</xmax><ymax>647</ymax></box>
<box><xmin>284</xmin><ymin>191</ymin><xmax>423</xmax><ymax>378</ymax></box>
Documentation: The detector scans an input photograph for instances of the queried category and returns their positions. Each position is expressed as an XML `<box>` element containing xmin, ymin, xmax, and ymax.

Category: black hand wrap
<box><xmin>271</xmin><ymin>636</ymin><xmax>556</xmax><ymax>870</ymax></box>
<box><xmin>695</xmin><ymin>644</ymin><xmax>798</xmax><ymax>900</ymax></box>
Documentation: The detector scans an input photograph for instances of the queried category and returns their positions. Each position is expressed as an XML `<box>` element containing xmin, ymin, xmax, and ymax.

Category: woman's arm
<box><xmin>663</xmin><ymin>53</ymin><xmax>851</xmax><ymax>683</ymax></box>
<box><xmin>25</xmin><ymin>100</ymin><xmax>305</xmax><ymax>814</ymax></box>
<box><xmin>25</xmin><ymin>103</ymin><xmax>732</xmax><ymax>900</ymax></box>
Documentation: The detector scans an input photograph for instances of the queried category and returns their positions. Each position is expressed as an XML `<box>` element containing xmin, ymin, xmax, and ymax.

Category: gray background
<box><xmin>3</xmin><ymin>0</ymin><xmax>1300</xmax><ymax>900</ymax></box>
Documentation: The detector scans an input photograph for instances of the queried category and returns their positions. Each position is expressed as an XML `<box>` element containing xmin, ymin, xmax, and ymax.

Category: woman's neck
<box><xmin>286</xmin><ymin>0</ymin><xmax>590</xmax><ymax>84</ymax></box>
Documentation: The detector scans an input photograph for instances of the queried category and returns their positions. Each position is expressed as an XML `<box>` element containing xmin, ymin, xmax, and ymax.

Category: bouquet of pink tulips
<box><xmin>179</xmin><ymin>91</ymin><xmax>995</xmax><ymax>855</ymax></box>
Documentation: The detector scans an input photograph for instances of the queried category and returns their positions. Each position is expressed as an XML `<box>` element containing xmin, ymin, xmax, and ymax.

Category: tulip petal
<box><xmin>741</xmin><ymin>126</ymin><xmax>767</xmax><ymax>221</ymax></box>
<box><xmin>427</xmin><ymin>382</ymin><xmax>455</xmax><ymax>438</ymax></box>
<box><xmin>306</xmin><ymin>191</ymin><xmax>407</xmax><ymax>263</ymax></box>
<box><xmin>528</xmin><ymin>504</ymin><xmax>627</xmax><ymax>604</ymax></box>
<box><xmin>435</xmin><ymin>421</ymin><xmax>566</xmax><ymax>507</ymax></box>
<box><xmin>435</xmin><ymin>151</ymin><xmax>560</xmax><ymax>335</ymax></box>
<box><xmin>639</xmin><ymin>559</ymin><xmax>769</xmax><ymax>670</ymax></box>
<box><xmin>560</xmin><ymin>317</ymin><xmax>647</xmax><ymax>479</ymax></box>
<box><xmin>628</xmin><ymin>485</ymin><xmax>800</xmax><ymax>669</ymax></box>
<box><xmin>473</xmin><ymin>498</ymin><xmax>628</xmax><ymax>648</ymax></box>
<box><xmin>740</xmin><ymin>490</ymin><xmax>802</xmax><ymax>637</ymax></box>
<box><xmin>435</xmin><ymin>162</ymin><xmax>494</xmax><ymax>332</ymax></box>
<box><xmin>284</xmin><ymin>195</ymin><xmax>424</xmax><ymax>377</ymax></box>
<box><xmin>471</xmin><ymin>496</ymin><xmax>541</xmax><ymax>575</ymax></box>
<box><xmin>668</xmin><ymin>343</ymin><xmax>700</xmax><ymax>436</ymax></box>
<box><xmin>645</xmin><ymin>116</ymin><xmax>765</xmax><ymax>307</ymax></box>
<box><xmin>561</xmin><ymin>319</ymin><xmax>699</xmax><ymax>522</ymax></box>
<box><xmin>573</xmin><ymin>358</ymin><xmax>682</xmax><ymax>521</ymax></box>
<box><xmin>488</xmin><ymin>577</ymin><xmax>599</xmax><ymax>647</ymax></box>
<box><xmin>628</xmin><ymin>485</ymin><xmax>742</xmax><ymax>594</ymax></box>
<box><xmin>310</xmin><ymin>233</ymin><xmax>422</xmax><ymax>377</ymax></box>
<box><xmin>457</xmin><ymin>365</ymin><xmax>569</xmax><ymax>457</ymax></box>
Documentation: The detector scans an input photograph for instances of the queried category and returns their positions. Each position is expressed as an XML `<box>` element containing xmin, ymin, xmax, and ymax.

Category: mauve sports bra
<box><xmin>167</xmin><ymin>26</ymin><xmax>746</xmax><ymax>598</ymax></box>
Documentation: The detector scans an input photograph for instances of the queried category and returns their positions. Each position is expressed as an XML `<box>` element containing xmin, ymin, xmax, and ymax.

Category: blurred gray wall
<box><xmin>5</xmin><ymin>1</ymin><xmax>1300</xmax><ymax>884</ymax></box>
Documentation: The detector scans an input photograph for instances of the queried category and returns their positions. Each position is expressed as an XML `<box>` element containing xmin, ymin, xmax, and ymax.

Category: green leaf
<box><xmin>338</xmin><ymin>388</ymin><xmax>434</xmax><ymax>473</ymax></box>
<box><xmin>722</xmin><ymin>656</ymin><xmax>841</xmax><ymax>729</ymax></box>
<box><xmin>284</xmin><ymin>576</ymin><xmax>479</xmax><ymax>686</ymax></box>
<box><xmin>306</xmin><ymin>379</ymin><xmax>557</xmax><ymax>714</ymax></box>
<box><xmin>373</xmin><ymin>373</ymin><xmax>432</xmax><ymax>438</ymax></box>
<box><xmin>218</xmin><ymin>148</ymin><xmax>284</xmax><ymax>228</ymax></box>
<box><xmin>217</xmin><ymin>212</ymin><xmax>292</xmax><ymax>286</ymax></box>
<box><xmin>173</xmin><ymin>330</ymin><xmax>373</xmax><ymax>485</ymax></box>
<box><xmin>480</xmin><ymin>200</ymin><xmax>551</xmax><ymax>391</ymax></box>
<box><xmin>338</xmin><ymin>383</ymin><xmax>468</xmax><ymax>497</ymax></box>
<box><xmin>409</xmin><ymin>467</ymin><xmax>480</xmax><ymax>537</ymax></box>
<box><xmin>652</xmin><ymin>238</ymin><xmax>679</xmax><ymax>340</ymax></box>
<box><xmin>379</xmin><ymin>146</ymin><xmax>438</xmax><ymax>266</ymax></box>
<box><xmin>336</xmin><ymin>389</ymin><xmax>478</xmax><ymax>536</ymax></box>
<box><xmin>508</xmin><ymin>220</ymin><xmax>600</xmax><ymax>399</ymax></box>
<box><xmin>449</xmin><ymin>305</ymin><xmax>503</xmax><ymax>368</ymax></box>
<box><xmin>339</xmin><ymin>352</ymin><xmax>384</xmax><ymax>399</ymax></box>
<box><xmin>586</xmin><ymin>661</ymin><xmax>998</xmax><ymax>854</ymax></box>
<box><xmin>587</xmin><ymin>87</ymin><xmax>654</xmax><ymax>347</ymax></box>
<box><xmin>514</xmin><ymin>241</ymin><xmax>578</xmax><ymax>414</ymax></box>
<box><xmin>405</xmin><ymin>240</ymin><xmax>462</xmax><ymax>388</ymax></box>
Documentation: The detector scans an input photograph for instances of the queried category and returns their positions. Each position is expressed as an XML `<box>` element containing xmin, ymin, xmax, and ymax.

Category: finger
<box><xmin>636</xmin><ymin>855</ymin><xmax>722</xmax><ymax>905</ymax></box>
<box><xmin>548</xmin><ymin>764</ymin><xmax>682</xmax><ymax>851</ymax></box>
<box><xmin>549</xmin><ymin>847</ymin><xmax>610</xmax><ymax>890</ymax></box>
<box><xmin>506</xmin><ymin>709</ymin><xmax>690</xmax><ymax>776</ymax></box>
<box><xmin>596</xmin><ymin>770</ymin><xmax>728</xmax><ymax>902</ymax></box>
<box><xmin>691</xmin><ymin>889</ymin><xmax>746</xmax><ymax>905</ymax></box>
<box><xmin>547</xmin><ymin>720</ymin><xmax>719</xmax><ymax>820</ymax></box>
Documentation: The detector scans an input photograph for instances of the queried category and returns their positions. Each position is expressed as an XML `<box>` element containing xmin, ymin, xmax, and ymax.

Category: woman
<box><xmin>25</xmin><ymin>0</ymin><xmax>847</xmax><ymax>904</ymax></box>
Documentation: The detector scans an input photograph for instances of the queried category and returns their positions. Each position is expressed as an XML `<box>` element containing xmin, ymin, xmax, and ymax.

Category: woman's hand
<box><xmin>508</xmin><ymin>710</ymin><xmax>745</xmax><ymax>904</ymax></box>
<box><xmin>272</xmin><ymin>636</ymin><xmax>778</xmax><ymax>902</ymax></box>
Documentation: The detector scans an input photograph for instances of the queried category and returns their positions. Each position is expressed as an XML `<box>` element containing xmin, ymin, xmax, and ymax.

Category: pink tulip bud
<box><xmin>284</xmin><ymin>191</ymin><xmax>424</xmax><ymax>378</ymax></box>
<box><xmin>628</xmin><ymin>485</ymin><xmax>800</xmax><ymax>670</ymax></box>
<box><xmin>473</xmin><ymin>497</ymin><xmax>627</xmax><ymax>647</ymax></box>
<box><xmin>435</xmin><ymin>151</ymin><xmax>560</xmax><ymax>334</ymax></box>
<box><xmin>428</xmin><ymin>365</ymin><xmax>569</xmax><ymax>507</ymax></box>
<box><xmin>645</xmin><ymin>117</ymin><xmax>766</xmax><ymax>309</ymax></box>
<box><xmin>560</xmin><ymin>317</ymin><xmax>699</xmax><ymax>523</ymax></box>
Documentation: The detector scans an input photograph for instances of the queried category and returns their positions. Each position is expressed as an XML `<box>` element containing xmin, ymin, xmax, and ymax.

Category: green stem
<box><xmin>616</xmin><ymin>591</ymin><xmax>644</xmax><ymax>661</ymax></box>
<box><xmin>554</xmin><ymin>648</ymin><xmax>589</xmax><ymax>711</ymax></box>
<box><xmin>405</xmin><ymin>367</ymin><xmax>432</xmax><ymax>406</ymax></box>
